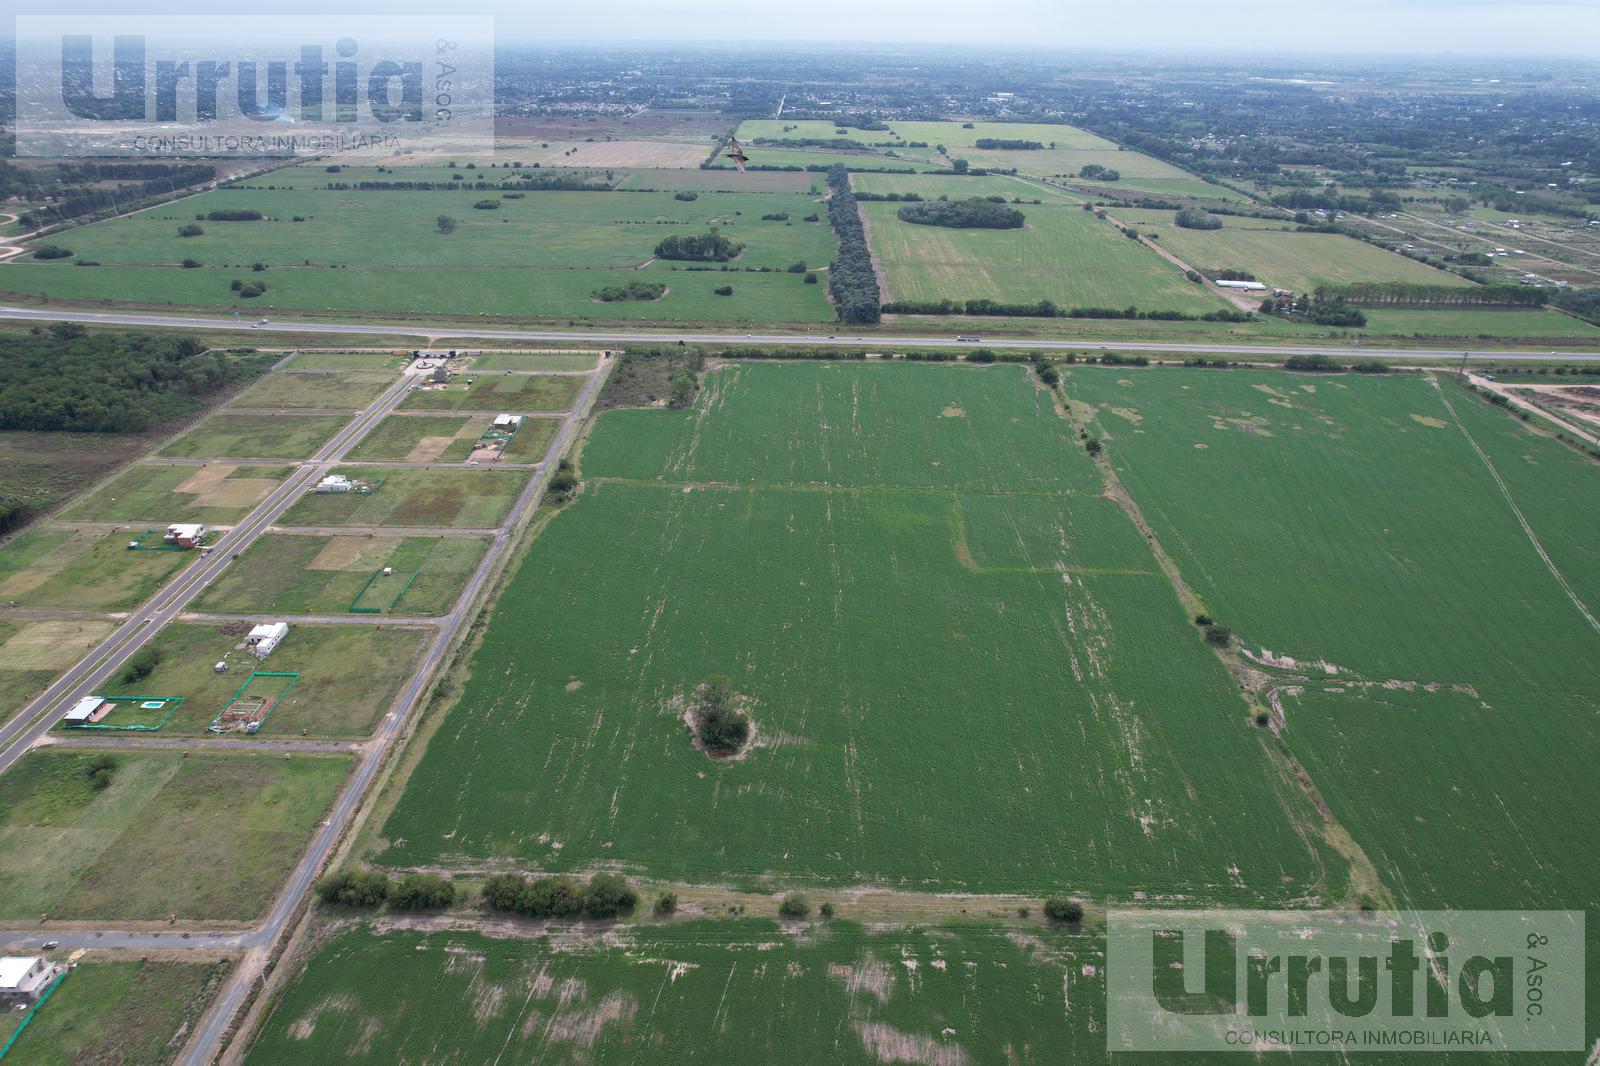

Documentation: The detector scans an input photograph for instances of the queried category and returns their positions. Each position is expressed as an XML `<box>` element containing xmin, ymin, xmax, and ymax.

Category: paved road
<box><xmin>0</xmin><ymin>373</ymin><xmax>415</xmax><ymax>775</ymax></box>
<box><xmin>172</xmin><ymin>355</ymin><xmax>611</xmax><ymax>1065</ymax></box>
<box><xmin>3</xmin><ymin>305</ymin><xmax>1598</xmax><ymax>361</ymax></box>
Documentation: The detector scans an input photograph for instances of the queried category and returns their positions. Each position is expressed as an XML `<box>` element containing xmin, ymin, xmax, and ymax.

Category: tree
<box><xmin>655</xmin><ymin>892</ymin><xmax>678</xmax><ymax>915</ymax></box>
<box><xmin>316</xmin><ymin>869</ymin><xmax>391</xmax><ymax>907</ymax></box>
<box><xmin>1044</xmin><ymin>898</ymin><xmax>1084</xmax><ymax>924</ymax></box>
<box><xmin>1204</xmin><ymin>625</ymin><xmax>1233</xmax><ymax>648</ymax></box>
<box><xmin>436</xmin><ymin>215</ymin><xmax>457</xmax><ymax>234</ymax></box>
<box><xmin>694</xmin><ymin>675</ymin><xmax>750</xmax><ymax>755</ymax></box>
<box><xmin>583</xmin><ymin>873</ymin><xmax>639</xmax><ymax>919</ymax></box>
<box><xmin>778</xmin><ymin>893</ymin><xmax>810</xmax><ymax>919</ymax></box>
<box><xmin>951</xmin><ymin>158</ymin><xmax>970</xmax><ymax>174</ymax></box>
<box><xmin>178</xmin><ymin>224</ymin><xmax>204</xmax><ymax>237</ymax></box>
<box><xmin>391</xmin><ymin>873</ymin><xmax>456</xmax><ymax>910</ymax></box>
<box><xmin>482</xmin><ymin>873</ymin><xmax>527</xmax><ymax>911</ymax></box>
<box><xmin>1174</xmin><ymin>207</ymin><xmax>1222</xmax><ymax>230</ymax></box>
<box><xmin>85</xmin><ymin>754</ymin><xmax>117</xmax><ymax>791</ymax></box>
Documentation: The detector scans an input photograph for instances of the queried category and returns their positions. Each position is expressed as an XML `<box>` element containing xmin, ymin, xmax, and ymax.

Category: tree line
<box><xmin>1312</xmin><ymin>283</ymin><xmax>1549</xmax><ymax>309</ymax></box>
<box><xmin>324</xmin><ymin>175</ymin><xmax>613</xmax><ymax>193</ymax></box>
<box><xmin>896</xmin><ymin>197</ymin><xmax>1025</xmax><ymax>229</ymax></box>
<box><xmin>655</xmin><ymin>232</ymin><xmax>743</xmax><ymax>262</ymax></box>
<box><xmin>825</xmin><ymin>165</ymin><xmax>882</xmax><ymax>325</ymax></box>
<box><xmin>14</xmin><ymin>164</ymin><xmax>216</xmax><ymax>229</ymax></box>
<box><xmin>882</xmin><ymin>298</ymin><xmax>1252</xmax><ymax>323</ymax></box>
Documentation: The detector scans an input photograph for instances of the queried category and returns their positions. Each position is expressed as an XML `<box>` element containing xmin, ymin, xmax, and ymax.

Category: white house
<box><xmin>316</xmin><ymin>474</ymin><xmax>353</xmax><ymax>494</ymax></box>
<box><xmin>0</xmin><ymin>957</ymin><xmax>60</xmax><ymax>1003</ymax></box>
<box><xmin>164</xmin><ymin>523</ymin><xmax>206</xmax><ymax>549</ymax></box>
<box><xmin>61</xmin><ymin>695</ymin><xmax>110</xmax><ymax>725</ymax></box>
<box><xmin>247</xmin><ymin>622</ymin><xmax>289</xmax><ymax>659</ymax></box>
<box><xmin>493</xmin><ymin>413</ymin><xmax>524</xmax><ymax>429</ymax></box>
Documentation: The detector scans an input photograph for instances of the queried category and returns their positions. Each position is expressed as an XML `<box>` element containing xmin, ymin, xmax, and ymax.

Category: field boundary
<box><xmin>209</xmin><ymin>672</ymin><xmax>300</xmax><ymax>734</ymax></box>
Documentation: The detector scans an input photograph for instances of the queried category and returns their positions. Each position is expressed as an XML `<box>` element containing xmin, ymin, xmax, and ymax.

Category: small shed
<box><xmin>247</xmin><ymin>622</ymin><xmax>289</xmax><ymax>659</ymax></box>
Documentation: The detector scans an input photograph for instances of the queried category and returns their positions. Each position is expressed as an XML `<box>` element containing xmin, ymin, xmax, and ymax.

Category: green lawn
<box><xmin>229</xmin><ymin>370</ymin><xmax>397</xmax><ymax>410</ymax></box>
<box><xmin>285</xmin><ymin>350</ymin><xmax>412</xmax><ymax>370</ymax></box>
<box><xmin>467</xmin><ymin>350</ymin><xmax>600</xmax><ymax>371</ymax></box>
<box><xmin>192</xmin><ymin>533</ymin><xmax>489</xmax><ymax>616</ymax></box>
<box><xmin>0</xmin><ymin>527</ymin><xmax>197</xmax><ymax>611</ymax></box>
<box><xmin>377</xmin><ymin>363</ymin><xmax>1334</xmax><ymax>899</ymax></box>
<box><xmin>2</xmin><ymin>959</ymin><xmax>227</xmax><ymax>1066</ymax></box>
<box><xmin>159</xmin><ymin>412</ymin><xmax>352</xmax><ymax>459</ymax></box>
<box><xmin>400</xmin><ymin>373</ymin><xmax>584</xmax><ymax>413</ymax></box>
<box><xmin>58</xmin><ymin>463</ymin><xmax>293</xmax><ymax>525</ymax></box>
<box><xmin>862</xmin><ymin>199</ymin><xmax>1228</xmax><ymax>314</ymax></box>
<box><xmin>90</xmin><ymin>621</ymin><xmax>431</xmax><ymax>737</ymax></box>
<box><xmin>0</xmin><ymin>750</ymin><xmax>349</xmax><ymax>921</ymax></box>
<box><xmin>247</xmin><ymin>920</ymin><xmax>1102</xmax><ymax>1065</ymax></box>
<box><xmin>277</xmin><ymin>466</ymin><xmax>529</xmax><ymax>529</ymax></box>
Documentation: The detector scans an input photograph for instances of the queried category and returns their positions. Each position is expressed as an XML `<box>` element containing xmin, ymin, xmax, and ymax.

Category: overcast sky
<box><xmin>11</xmin><ymin>0</ymin><xmax>1600</xmax><ymax>56</ymax></box>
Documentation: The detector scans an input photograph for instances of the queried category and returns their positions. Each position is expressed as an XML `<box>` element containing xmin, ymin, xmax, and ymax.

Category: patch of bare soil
<box><xmin>852</xmin><ymin>1021</ymin><xmax>972</xmax><ymax>1066</ymax></box>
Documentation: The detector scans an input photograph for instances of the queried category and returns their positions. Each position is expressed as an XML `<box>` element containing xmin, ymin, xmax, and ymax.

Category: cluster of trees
<box><xmin>316</xmin><ymin>869</ymin><xmax>457</xmax><ymax>910</ymax></box>
<box><xmin>1260</xmin><ymin>293</ymin><xmax>1367</xmax><ymax>327</ymax></box>
<box><xmin>854</xmin><ymin>191</ymin><xmax>924</xmax><ymax>202</ymax></box>
<box><xmin>482</xmin><ymin>872</ymin><xmax>638</xmax><ymax>920</ymax></box>
<box><xmin>324</xmin><ymin>174</ymin><xmax>611</xmax><ymax>193</ymax></box>
<box><xmin>1314</xmin><ymin>283</ymin><xmax>1549</xmax><ymax>309</ymax></box>
<box><xmin>599</xmin><ymin>347</ymin><xmax>705</xmax><ymax>411</ymax></box>
<box><xmin>1079</xmin><ymin>164</ymin><xmax>1120</xmax><ymax>181</ymax></box>
<box><xmin>85</xmin><ymin>754</ymin><xmax>118</xmax><ymax>791</ymax></box>
<box><xmin>882</xmin><ymin>298</ymin><xmax>1251</xmax><ymax>323</ymax></box>
<box><xmin>896</xmin><ymin>197</ymin><xmax>1025</xmax><ymax>229</ymax></box>
<box><xmin>1552</xmin><ymin>288</ymin><xmax>1600</xmax><ymax>324</ymax></box>
<box><xmin>32</xmin><ymin>245</ymin><xmax>72</xmax><ymax>260</ymax></box>
<box><xmin>1174</xmin><ymin>207</ymin><xmax>1223</xmax><ymax>230</ymax></box>
<box><xmin>655</xmin><ymin>232</ymin><xmax>743</xmax><ymax>262</ymax></box>
<box><xmin>592</xmin><ymin>280</ymin><xmax>666</xmax><ymax>302</ymax></box>
<box><xmin>1273</xmin><ymin>188</ymin><xmax>1402</xmax><ymax>217</ymax></box>
<box><xmin>14</xmin><ymin>163</ymin><xmax>215</xmax><ymax>229</ymax></box>
<box><xmin>546</xmin><ymin>459</ymin><xmax>579</xmax><ymax>502</ymax></box>
<box><xmin>204</xmin><ymin>209</ymin><xmax>264</xmax><ymax>222</ymax></box>
<box><xmin>0</xmin><ymin>327</ymin><xmax>270</xmax><ymax>435</ymax></box>
<box><xmin>824</xmin><ymin>165</ymin><xmax>881</xmax><ymax>325</ymax></box>
<box><xmin>974</xmin><ymin>138</ymin><xmax>1044</xmax><ymax>150</ymax></box>
<box><xmin>120</xmin><ymin>646</ymin><xmax>162</xmax><ymax>685</ymax></box>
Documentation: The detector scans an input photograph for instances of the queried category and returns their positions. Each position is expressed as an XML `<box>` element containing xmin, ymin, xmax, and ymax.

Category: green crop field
<box><xmin>1064</xmin><ymin>366</ymin><xmax>1600</xmax><ymax>899</ymax></box>
<box><xmin>1122</xmin><ymin>213</ymin><xmax>1469</xmax><ymax>293</ymax></box>
<box><xmin>851</xmin><ymin>171</ymin><xmax>1083</xmax><ymax>203</ymax></box>
<box><xmin>230</xmin><ymin>370</ymin><xmax>397</xmax><ymax>410</ymax></box>
<box><xmin>376</xmin><ymin>363</ymin><xmax>1335</xmax><ymax>899</ymax></box>
<box><xmin>1359</xmin><ymin>306</ymin><xmax>1600</xmax><ymax>339</ymax></box>
<box><xmin>1</xmin><ymin>959</ymin><xmax>228</xmax><ymax>1066</ymax></box>
<box><xmin>347</xmin><ymin>413</ymin><xmax>559</xmax><ymax>463</ymax></box>
<box><xmin>58</xmin><ymin>462</ymin><xmax>293</xmax><ymax>525</ymax></box>
<box><xmin>467</xmin><ymin>350</ymin><xmax>602</xmax><ymax>371</ymax></box>
<box><xmin>400</xmin><ymin>374</ymin><xmax>585</xmax><ymax>413</ymax></box>
<box><xmin>0</xmin><ymin>749</ymin><xmax>349</xmax><ymax>921</ymax></box>
<box><xmin>862</xmin><ymin>199</ymin><xmax>1229</xmax><ymax>314</ymax></box>
<box><xmin>159</xmin><ymin>412</ymin><xmax>352</xmax><ymax>459</ymax></box>
<box><xmin>277</xmin><ymin>466</ymin><xmax>529</xmax><ymax>529</ymax></box>
<box><xmin>246</xmin><ymin>920</ymin><xmax>1102</xmax><ymax>1065</ymax></box>
<box><xmin>0</xmin><ymin>526</ymin><xmax>197</xmax><ymax>611</ymax></box>
<box><xmin>193</xmin><ymin>533</ymin><xmax>488</xmax><ymax>616</ymax></box>
<box><xmin>0</xmin><ymin>178</ymin><xmax>838</xmax><ymax>322</ymax></box>
<box><xmin>285</xmin><ymin>350</ymin><xmax>411</xmax><ymax>370</ymax></box>
<box><xmin>99</xmin><ymin>621</ymin><xmax>431</xmax><ymax>737</ymax></box>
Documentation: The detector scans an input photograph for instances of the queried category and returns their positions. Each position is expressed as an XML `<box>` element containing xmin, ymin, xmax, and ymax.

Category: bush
<box><xmin>472</xmin><ymin>199</ymin><xmax>500</xmax><ymax>210</ymax></box>
<box><xmin>1193</xmin><ymin>613</ymin><xmax>1213</xmax><ymax>627</ymax></box>
<box><xmin>316</xmin><ymin>869</ymin><xmax>391</xmax><ymax>908</ymax></box>
<box><xmin>32</xmin><ymin>245</ymin><xmax>73</xmax><ymax>260</ymax></box>
<box><xmin>1204</xmin><ymin>625</ymin><xmax>1233</xmax><ymax>648</ymax></box>
<box><xmin>713</xmin><ymin>285</ymin><xmax>734</xmax><ymax>296</ymax></box>
<box><xmin>180</xmin><ymin>258</ymin><xmax>202</xmax><ymax>269</ymax></box>
<box><xmin>804</xmin><ymin>272</ymin><xmax>819</xmax><ymax>284</ymax></box>
<box><xmin>178</xmin><ymin>224</ymin><xmax>204</xmax><ymax>237</ymax></box>
<box><xmin>238</xmin><ymin>282</ymin><xmax>267</xmax><ymax>298</ymax></box>
<box><xmin>1044</xmin><ymin>898</ymin><xmax>1084</xmax><ymax>924</ymax></box>
<box><xmin>819</xmin><ymin>901</ymin><xmax>835</xmax><ymax>919</ymax></box>
<box><xmin>787</xmin><ymin>261</ymin><xmax>808</xmax><ymax>274</ymax></box>
<box><xmin>436</xmin><ymin>215</ymin><xmax>457</xmax><ymax>235</ymax></box>
<box><xmin>546</xmin><ymin>466</ymin><xmax>579</xmax><ymax>502</ymax></box>
<box><xmin>655</xmin><ymin>892</ymin><xmax>678</xmax><ymax>915</ymax></box>
<box><xmin>593</xmin><ymin>280</ymin><xmax>666</xmax><ymax>303</ymax></box>
<box><xmin>761</xmin><ymin>212</ymin><xmax>790</xmax><ymax>221</ymax></box>
<box><xmin>674</xmin><ymin>191</ymin><xmax>699</xmax><ymax>201</ymax></box>
<box><xmin>1175</xmin><ymin>207</ymin><xmax>1222</xmax><ymax>230</ymax></box>
<box><xmin>206</xmin><ymin>209</ymin><xmax>265</xmax><ymax>221</ymax></box>
<box><xmin>120</xmin><ymin>646</ymin><xmax>162</xmax><ymax>685</ymax></box>
<box><xmin>1085</xmin><ymin>438</ymin><xmax>1103</xmax><ymax>457</ymax></box>
<box><xmin>1255</xmin><ymin>712</ymin><xmax>1271</xmax><ymax>727</ymax></box>
<box><xmin>694</xmin><ymin>675</ymin><xmax>750</xmax><ymax>754</ymax></box>
<box><xmin>481</xmin><ymin>873</ymin><xmax>527</xmax><ymax>911</ymax></box>
<box><xmin>778</xmin><ymin>893</ymin><xmax>809</xmax><ymax>919</ymax></box>
<box><xmin>390</xmin><ymin>873</ymin><xmax>456</xmax><ymax>910</ymax></box>
<box><xmin>85</xmin><ymin>754</ymin><xmax>117</xmax><ymax>791</ymax></box>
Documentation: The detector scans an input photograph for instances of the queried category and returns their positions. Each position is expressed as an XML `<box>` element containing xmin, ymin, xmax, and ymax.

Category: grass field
<box><xmin>159</xmin><ymin>412</ymin><xmax>352</xmax><ymax>459</ymax></box>
<box><xmin>0</xmin><ymin>619</ymin><xmax>115</xmax><ymax>726</ymax></box>
<box><xmin>852</xmin><ymin>171</ymin><xmax>1083</xmax><ymax>203</ymax></box>
<box><xmin>277</xmin><ymin>466</ymin><xmax>529</xmax><ymax>529</ymax></box>
<box><xmin>247</xmin><ymin>920</ymin><xmax>1102</xmax><ymax>1065</ymax></box>
<box><xmin>96</xmin><ymin>621</ymin><xmax>431</xmax><ymax>736</ymax></box>
<box><xmin>0</xmin><ymin>429</ymin><xmax>164</xmax><ymax>532</ymax></box>
<box><xmin>0</xmin><ymin>526</ymin><xmax>196</xmax><ymax>610</ymax></box>
<box><xmin>1359</xmin><ymin>306</ymin><xmax>1600</xmax><ymax>339</ymax></box>
<box><xmin>2</xmin><ymin>959</ymin><xmax>228</xmax><ymax>1066</ymax></box>
<box><xmin>0</xmin><ymin>179</ymin><xmax>838</xmax><ymax>322</ymax></box>
<box><xmin>285</xmin><ymin>350</ymin><xmax>411</xmax><ymax>370</ymax></box>
<box><xmin>0</xmin><ymin>750</ymin><xmax>349</xmax><ymax>921</ymax></box>
<box><xmin>230</xmin><ymin>370</ymin><xmax>397</xmax><ymax>410</ymax></box>
<box><xmin>863</xmin><ymin>199</ymin><xmax>1229</xmax><ymax>314</ymax></box>
<box><xmin>375</xmin><ymin>362</ymin><xmax>1334</xmax><ymax>899</ymax></box>
<box><xmin>192</xmin><ymin>533</ymin><xmax>489</xmax><ymax>616</ymax></box>
<box><xmin>466</xmin><ymin>350</ymin><xmax>601</xmax><ymax>372</ymax></box>
<box><xmin>347</xmin><ymin>413</ymin><xmax>560</xmax><ymax>463</ymax></box>
<box><xmin>59</xmin><ymin>462</ymin><xmax>293</xmax><ymax>525</ymax></box>
<box><xmin>1119</xmin><ymin>212</ymin><xmax>1469</xmax><ymax>293</ymax></box>
<box><xmin>400</xmin><ymin>374</ymin><xmax>585</xmax><ymax>413</ymax></box>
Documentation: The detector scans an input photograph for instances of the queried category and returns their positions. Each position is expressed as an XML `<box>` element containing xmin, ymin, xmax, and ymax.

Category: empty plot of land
<box><xmin>347</xmin><ymin>413</ymin><xmax>559</xmax><ymax>463</ymax></box>
<box><xmin>277</xmin><ymin>466</ymin><xmax>529</xmax><ymax>529</ymax></box>
<box><xmin>248</xmin><ymin>921</ymin><xmax>1102</xmax><ymax>1065</ymax></box>
<box><xmin>193</xmin><ymin>533</ymin><xmax>489</xmax><ymax>616</ymax></box>
<box><xmin>0</xmin><ymin>618</ymin><xmax>115</xmax><ymax>726</ymax></box>
<box><xmin>92</xmin><ymin>621</ymin><xmax>430</xmax><ymax>736</ymax></box>
<box><xmin>59</xmin><ymin>462</ymin><xmax>293</xmax><ymax>525</ymax></box>
<box><xmin>0</xmin><ymin>750</ymin><xmax>350</xmax><ymax>921</ymax></box>
<box><xmin>400</xmin><ymin>374</ymin><xmax>585</xmax><ymax>413</ymax></box>
<box><xmin>378</xmin><ymin>363</ymin><xmax>1332</xmax><ymax>899</ymax></box>
<box><xmin>159</xmin><ymin>412</ymin><xmax>352</xmax><ymax>459</ymax></box>
<box><xmin>466</xmin><ymin>350</ymin><xmax>601</xmax><ymax>372</ymax></box>
<box><xmin>230</xmin><ymin>370</ymin><xmax>398</xmax><ymax>410</ymax></box>
<box><xmin>0</xmin><ymin>526</ymin><xmax>197</xmax><ymax>611</ymax></box>
<box><xmin>863</xmin><ymin>200</ymin><xmax>1227</xmax><ymax>313</ymax></box>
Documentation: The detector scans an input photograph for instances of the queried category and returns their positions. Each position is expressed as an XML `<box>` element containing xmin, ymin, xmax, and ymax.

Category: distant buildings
<box><xmin>1214</xmin><ymin>279</ymin><xmax>1267</xmax><ymax>292</ymax></box>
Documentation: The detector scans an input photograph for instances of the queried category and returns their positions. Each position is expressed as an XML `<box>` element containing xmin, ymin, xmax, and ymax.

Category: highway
<box><xmin>3</xmin><ymin>304</ymin><xmax>1599</xmax><ymax>361</ymax></box>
